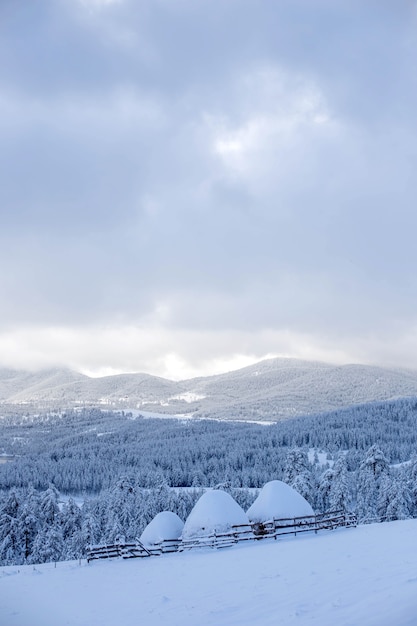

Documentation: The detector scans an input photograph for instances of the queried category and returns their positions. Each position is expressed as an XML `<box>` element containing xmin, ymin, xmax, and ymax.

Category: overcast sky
<box><xmin>1</xmin><ymin>0</ymin><xmax>417</xmax><ymax>379</ymax></box>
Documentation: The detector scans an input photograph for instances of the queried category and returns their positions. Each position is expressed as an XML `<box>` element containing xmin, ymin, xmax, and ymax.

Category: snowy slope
<box><xmin>186</xmin><ymin>359</ymin><xmax>417</xmax><ymax>420</ymax></box>
<box><xmin>1</xmin><ymin>520</ymin><xmax>417</xmax><ymax>626</ymax></box>
<box><xmin>0</xmin><ymin>368</ymin><xmax>87</xmax><ymax>403</ymax></box>
<box><xmin>3</xmin><ymin>370</ymin><xmax>183</xmax><ymax>406</ymax></box>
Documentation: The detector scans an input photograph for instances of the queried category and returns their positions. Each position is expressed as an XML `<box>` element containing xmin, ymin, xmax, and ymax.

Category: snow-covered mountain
<box><xmin>2</xmin><ymin>358</ymin><xmax>417</xmax><ymax>420</ymax></box>
<box><xmin>0</xmin><ymin>367</ymin><xmax>183</xmax><ymax>408</ymax></box>
<box><xmin>1</xmin><ymin>519</ymin><xmax>417</xmax><ymax>626</ymax></box>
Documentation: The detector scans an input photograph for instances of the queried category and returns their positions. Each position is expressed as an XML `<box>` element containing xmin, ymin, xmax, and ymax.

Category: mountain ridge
<box><xmin>2</xmin><ymin>357</ymin><xmax>417</xmax><ymax>420</ymax></box>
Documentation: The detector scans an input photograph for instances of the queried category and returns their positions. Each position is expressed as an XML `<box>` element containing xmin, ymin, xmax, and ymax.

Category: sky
<box><xmin>1</xmin><ymin>0</ymin><xmax>417</xmax><ymax>380</ymax></box>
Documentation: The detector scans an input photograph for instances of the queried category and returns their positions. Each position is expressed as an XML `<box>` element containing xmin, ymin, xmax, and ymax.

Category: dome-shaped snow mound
<box><xmin>182</xmin><ymin>490</ymin><xmax>249</xmax><ymax>539</ymax></box>
<box><xmin>247</xmin><ymin>480</ymin><xmax>314</xmax><ymax>522</ymax></box>
<box><xmin>140</xmin><ymin>511</ymin><xmax>184</xmax><ymax>546</ymax></box>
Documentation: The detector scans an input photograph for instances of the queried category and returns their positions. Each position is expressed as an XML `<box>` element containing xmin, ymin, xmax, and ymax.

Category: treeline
<box><xmin>1</xmin><ymin>445</ymin><xmax>416</xmax><ymax>566</ymax></box>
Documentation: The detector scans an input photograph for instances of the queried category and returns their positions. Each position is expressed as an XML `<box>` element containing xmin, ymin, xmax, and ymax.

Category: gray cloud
<box><xmin>1</xmin><ymin>0</ymin><xmax>417</xmax><ymax>375</ymax></box>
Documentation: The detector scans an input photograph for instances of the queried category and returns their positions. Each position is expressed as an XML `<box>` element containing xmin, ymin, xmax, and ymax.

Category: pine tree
<box><xmin>376</xmin><ymin>474</ymin><xmax>392</xmax><ymax>521</ymax></box>
<box><xmin>29</xmin><ymin>522</ymin><xmax>64</xmax><ymax>564</ymax></box>
<box><xmin>407</xmin><ymin>457</ymin><xmax>417</xmax><ymax>517</ymax></box>
<box><xmin>103</xmin><ymin>477</ymin><xmax>137</xmax><ymax>543</ymax></box>
<box><xmin>0</xmin><ymin>489</ymin><xmax>23</xmax><ymax>565</ymax></box>
<box><xmin>61</xmin><ymin>498</ymin><xmax>82</xmax><ymax>541</ymax></box>
<box><xmin>317</xmin><ymin>468</ymin><xmax>334</xmax><ymax>513</ymax></box>
<box><xmin>81</xmin><ymin>501</ymin><xmax>102</xmax><ymax>549</ymax></box>
<box><xmin>329</xmin><ymin>456</ymin><xmax>351</xmax><ymax>512</ymax></box>
<box><xmin>61</xmin><ymin>497</ymin><xmax>83</xmax><ymax>559</ymax></box>
<box><xmin>39</xmin><ymin>484</ymin><xmax>61</xmax><ymax>526</ymax></box>
<box><xmin>284</xmin><ymin>449</ymin><xmax>315</xmax><ymax>504</ymax></box>
<box><xmin>383</xmin><ymin>475</ymin><xmax>412</xmax><ymax>521</ymax></box>
<box><xmin>356</xmin><ymin>445</ymin><xmax>389</xmax><ymax>522</ymax></box>
<box><xmin>20</xmin><ymin>504</ymin><xmax>39</xmax><ymax>562</ymax></box>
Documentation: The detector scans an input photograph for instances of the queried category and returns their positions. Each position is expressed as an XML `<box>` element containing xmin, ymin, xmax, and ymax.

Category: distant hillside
<box><xmin>0</xmin><ymin>367</ymin><xmax>184</xmax><ymax>409</ymax></box>
<box><xmin>2</xmin><ymin>358</ymin><xmax>417</xmax><ymax>420</ymax></box>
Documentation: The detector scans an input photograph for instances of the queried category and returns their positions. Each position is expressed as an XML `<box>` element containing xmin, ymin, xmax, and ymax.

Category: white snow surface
<box><xmin>308</xmin><ymin>448</ymin><xmax>333</xmax><ymax>466</ymax></box>
<box><xmin>182</xmin><ymin>489</ymin><xmax>249</xmax><ymax>538</ymax></box>
<box><xmin>247</xmin><ymin>480</ymin><xmax>314</xmax><ymax>522</ymax></box>
<box><xmin>1</xmin><ymin>520</ymin><xmax>417</xmax><ymax>625</ymax></box>
<box><xmin>140</xmin><ymin>511</ymin><xmax>184</xmax><ymax>545</ymax></box>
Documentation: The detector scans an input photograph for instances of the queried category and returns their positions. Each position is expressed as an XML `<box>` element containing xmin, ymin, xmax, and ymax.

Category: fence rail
<box><xmin>251</xmin><ymin>510</ymin><xmax>356</xmax><ymax>541</ymax></box>
<box><xmin>86</xmin><ymin>510</ymin><xmax>356</xmax><ymax>562</ymax></box>
<box><xmin>179</xmin><ymin>523</ymin><xmax>254</xmax><ymax>552</ymax></box>
<box><xmin>86</xmin><ymin>537</ymin><xmax>183</xmax><ymax>562</ymax></box>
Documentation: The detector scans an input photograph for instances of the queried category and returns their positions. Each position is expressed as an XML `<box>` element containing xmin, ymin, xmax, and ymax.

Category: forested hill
<box><xmin>2</xmin><ymin>358</ymin><xmax>417</xmax><ymax>420</ymax></box>
<box><xmin>1</xmin><ymin>396</ymin><xmax>417</xmax><ymax>493</ymax></box>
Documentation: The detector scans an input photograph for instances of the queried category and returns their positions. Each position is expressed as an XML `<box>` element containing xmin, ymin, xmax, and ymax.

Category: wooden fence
<box><xmin>86</xmin><ymin>538</ymin><xmax>181</xmax><ymax>562</ymax></box>
<box><xmin>86</xmin><ymin>510</ymin><xmax>356</xmax><ymax>562</ymax></box>
<box><xmin>251</xmin><ymin>509</ymin><xmax>356</xmax><ymax>540</ymax></box>
<box><xmin>179</xmin><ymin>523</ymin><xmax>254</xmax><ymax>552</ymax></box>
<box><xmin>87</xmin><ymin>540</ymin><xmax>150</xmax><ymax>562</ymax></box>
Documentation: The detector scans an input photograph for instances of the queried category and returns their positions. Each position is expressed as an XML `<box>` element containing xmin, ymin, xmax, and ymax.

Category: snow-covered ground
<box><xmin>1</xmin><ymin>520</ymin><xmax>417</xmax><ymax>626</ymax></box>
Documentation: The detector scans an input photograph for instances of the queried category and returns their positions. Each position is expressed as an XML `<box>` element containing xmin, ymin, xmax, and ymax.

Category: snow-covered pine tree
<box><xmin>29</xmin><ymin>521</ymin><xmax>64</xmax><ymax>564</ymax></box>
<box><xmin>20</xmin><ymin>495</ymin><xmax>39</xmax><ymax>562</ymax></box>
<box><xmin>317</xmin><ymin>468</ymin><xmax>334</xmax><ymax>513</ymax></box>
<box><xmin>284</xmin><ymin>448</ymin><xmax>315</xmax><ymax>504</ymax></box>
<box><xmin>39</xmin><ymin>484</ymin><xmax>61</xmax><ymax>527</ymax></box>
<box><xmin>381</xmin><ymin>474</ymin><xmax>412</xmax><ymax>522</ymax></box>
<box><xmin>81</xmin><ymin>500</ymin><xmax>102</xmax><ymax>550</ymax></box>
<box><xmin>356</xmin><ymin>445</ymin><xmax>389</xmax><ymax>522</ymax></box>
<box><xmin>61</xmin><ymin>497</ymin><xmax>83</xmax><ymax>559</ymax></box>
<box><xmin>0</xmin><ymin>489</ymin><xmax>23</xmax><ymax>565</ymax></box>
<box><xmin>329</xmin><ymin>455</ymin><xmax>351</xmax><ymax>512</ymax></box>
<box><xmin>407</xmin><ymin>457</ymin><xmax>417</xmax><ymax>517</ymax></box>
<box><xmin>103</xmin><ymin>477</ymin><xmax>138</xmax><ymax>543</ymax></box>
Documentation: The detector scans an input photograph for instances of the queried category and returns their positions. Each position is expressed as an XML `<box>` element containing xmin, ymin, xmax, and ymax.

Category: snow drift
<box><xmin>182</xmin><ymin>489</ymin><xmax>249</xmax><ymax>538</ymax></box>
<box><xmin>247</xmin><ymin>480</ymin><xmax>314</xmax><ymax>522</ymax></box>
<box><xmin>140</xmin><ymin>511</ymin><xmax>184</xmax><ymax>546</ymax></box>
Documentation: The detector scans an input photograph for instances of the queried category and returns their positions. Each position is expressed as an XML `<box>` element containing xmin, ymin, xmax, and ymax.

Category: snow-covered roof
<box><xmin>140</xmin><ymin>511</ymin><xmax>184</xmax><ymax>546</ymax></box>
<box><xmin>247</xmin><ymin>480</ymin><xmax>314</xmax><ymax>523</ymax></box>
<box><xmin>182</xmin><ymin>489</ymin><xmax>249</xmax><ymax>538</ymax></box>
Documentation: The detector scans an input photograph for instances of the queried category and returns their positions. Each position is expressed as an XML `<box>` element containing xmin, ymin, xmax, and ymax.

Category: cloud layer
<box><xmin>1</xmin><ymin>0</ymin><xmax>417</xmax><ymax>378</ymax></box>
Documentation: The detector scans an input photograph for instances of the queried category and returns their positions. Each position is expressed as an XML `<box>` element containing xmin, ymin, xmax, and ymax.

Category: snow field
<box><xmin>1</xmin><ymin>520</ymin><xmax>417</xmax><ymax>626</ymax></box>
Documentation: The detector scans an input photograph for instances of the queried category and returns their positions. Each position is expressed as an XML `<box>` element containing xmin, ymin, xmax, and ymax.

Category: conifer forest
<box><xmin>1</xmin><ymin>398</ymin><xmax>417</xmax><ymax>565</ymax></box>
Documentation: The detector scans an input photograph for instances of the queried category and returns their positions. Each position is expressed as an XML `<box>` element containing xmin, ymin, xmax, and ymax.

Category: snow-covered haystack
<box><xmin>140</xmin><ymin>511</ymin><xmax>184</xmax><ymax>546</ymax></box>
<box><xmin>247</xmin><ymin>480</ymin><xmax>314</xmax><ymax>523</ymax></box>
<box><xmin>182</xmin><ymin>489</ymin><xmax>249</xmax><ymax>539</ymax></box>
